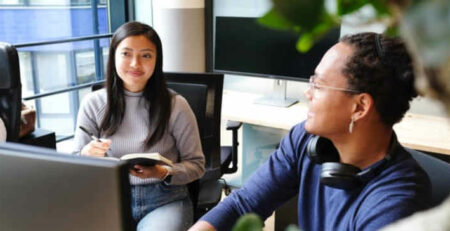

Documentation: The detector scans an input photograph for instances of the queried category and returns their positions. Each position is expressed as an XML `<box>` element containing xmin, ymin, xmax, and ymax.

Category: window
<box><xmin>0</xmin><ymin>0</ymin><xmax>126</xmax><ymax>141</ymax></box>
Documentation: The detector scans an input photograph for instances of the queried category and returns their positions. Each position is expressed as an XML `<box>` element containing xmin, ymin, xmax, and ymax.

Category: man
<box><xmin>189</xmin><ymin>32</ymin><xmax>431</xmax><ymax>231</ymax></box>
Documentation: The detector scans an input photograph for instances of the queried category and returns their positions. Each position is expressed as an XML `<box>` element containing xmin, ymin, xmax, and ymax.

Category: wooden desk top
<box><xmin>222</xmin><ymin>90</ymin><xmax>450</xmax><ymax>155</ymax></box>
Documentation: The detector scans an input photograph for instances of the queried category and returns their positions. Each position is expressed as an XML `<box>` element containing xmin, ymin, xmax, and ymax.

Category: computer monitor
<box><xmin>214</xmin><ymin>16</ymin><xmax>340</xmax><ymax>107</ymax></box>
<box><xmin>0</xmin><ymin>142</ymin><xmax>134</xmax><ymax>231</ymax></box>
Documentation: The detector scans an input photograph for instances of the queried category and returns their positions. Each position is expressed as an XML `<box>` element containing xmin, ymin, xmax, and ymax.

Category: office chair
<box><xmin>407</xmin><ymin>148</ymin><xmax>450</xmax><ymax>207</ymax></box>
<box><xmin>0</xmin><ymin>42</ymin><xmax>22</xmax><ymax>142</ymax></box>
<box><xmin>165</xmin><ymin>72</ymin><xmax>241</xmax><ymax>220</ymax></box>
<box><xmin>90</xmin><ymin>72</ymin><xmax>242</xmax><ymax>220</ymax></box>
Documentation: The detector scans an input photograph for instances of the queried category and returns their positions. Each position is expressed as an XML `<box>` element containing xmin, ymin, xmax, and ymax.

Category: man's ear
<box><xmin>351</xmin><ymin>93</ymin><xmax>374</xmax><ymax>121</ymax></box>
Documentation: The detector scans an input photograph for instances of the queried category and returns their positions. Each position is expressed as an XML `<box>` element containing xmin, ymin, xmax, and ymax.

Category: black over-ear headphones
<box><xmin>306</xmin><ymin>135</ymin><xmax>396</xmax><ymax>190</ymax></box>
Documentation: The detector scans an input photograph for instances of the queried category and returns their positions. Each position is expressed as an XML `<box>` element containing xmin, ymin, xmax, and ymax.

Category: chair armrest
<box><xmin>226</xmin><ymin>120</ymin><xmax>242</xmax><ymax>131</ymax></box>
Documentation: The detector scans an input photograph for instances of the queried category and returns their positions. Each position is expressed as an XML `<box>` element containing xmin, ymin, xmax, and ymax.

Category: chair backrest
<box><xmin>166</xmin><ymin>82</ymin><xmax>207</xmax><ymax>140</ymax></box>
<box><xmin>0</xmin><ymin>42</ymin><xmax>21</xmax><ymax>142</ymax></box>
<box><xmin>407</xmin><ymin>148</ymin><xmax>450</xmax><ymax>207</ymax></box>
<box><xmin>165</xmin><ymin>72</ymin><xmax>224</xmax><ymax>181</ymax></box>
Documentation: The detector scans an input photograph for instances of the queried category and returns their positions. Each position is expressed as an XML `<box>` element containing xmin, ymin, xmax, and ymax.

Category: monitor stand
<box><xmin>254</xmin><ymin>79</ymin><xmax>298</xmax><ymax>107</ymax></box>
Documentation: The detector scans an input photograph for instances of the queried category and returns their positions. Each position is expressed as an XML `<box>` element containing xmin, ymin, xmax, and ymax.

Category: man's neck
<box><xmin>330</xmin><ymin>124</ymin><xmax>393</xmax><ymax>169</ymax></box>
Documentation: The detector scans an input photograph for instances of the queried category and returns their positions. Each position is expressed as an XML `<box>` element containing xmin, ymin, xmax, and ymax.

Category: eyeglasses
<box><xmin>308</xmin><ymin>75</ymin><xmax>360</xmax><ymax>94</ymax></box>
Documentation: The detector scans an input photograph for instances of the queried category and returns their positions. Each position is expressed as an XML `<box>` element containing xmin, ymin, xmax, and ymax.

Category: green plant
<box><xmin>259</xmin><ymin>0</ymin><xmax>450</xmax><ymax>114</ymax></box>
<box><xmin>231</xmin><ymin>213</ymin><xmax>301</xmax><ymax>231</ymax></box>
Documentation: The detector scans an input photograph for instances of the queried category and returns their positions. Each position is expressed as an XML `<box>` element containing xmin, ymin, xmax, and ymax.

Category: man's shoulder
<box><xmin>360</xmin><ymin>150</ymin><xmax>431</xmax><ymax>209</ymax></box>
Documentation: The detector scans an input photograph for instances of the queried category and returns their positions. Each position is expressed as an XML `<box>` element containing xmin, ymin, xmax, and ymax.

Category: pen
<box><xmin>79</xmin><ymin>126</ymin><xmax>102</xmax><ymax>142</ymax></box>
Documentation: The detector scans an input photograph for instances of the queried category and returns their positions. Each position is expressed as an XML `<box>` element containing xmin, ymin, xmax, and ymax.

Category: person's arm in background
<box><xmin>0</xmin><ymin>117</ymin><xmax>6</xmax><ymax>142</ymax></box>
<box><xmin>190</xmin><ymin>123</ymin><xmax>308</xmax><ymax>231</ymax></box>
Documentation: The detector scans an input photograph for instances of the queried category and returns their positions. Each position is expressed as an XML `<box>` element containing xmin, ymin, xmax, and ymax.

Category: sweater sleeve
<box><xmin>72</xmin><ymin>91</ymin><xmax>106</xmax><ymax>155</ymax></box>
<box><xmin>167</xmin><ymin>95</ymin><xmax>205</xmax><ymax>185</ymax></box>
<box><xmin>200</xmin><ymin>123</ymin><xmax>306</xmax><ymax>231</ymax></box>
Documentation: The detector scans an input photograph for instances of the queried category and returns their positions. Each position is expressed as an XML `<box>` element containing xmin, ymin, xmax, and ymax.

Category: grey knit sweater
<box><xmin>73</xmin><ymin>89</ymin><xmax>205</xmax><ymax>185</ymax></box>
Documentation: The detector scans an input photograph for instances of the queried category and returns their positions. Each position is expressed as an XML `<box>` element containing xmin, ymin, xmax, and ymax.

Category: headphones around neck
<box><xmin>306</xmin><ymin>135</ymin><xmax>396</xmax><ymax>190</ymax></box>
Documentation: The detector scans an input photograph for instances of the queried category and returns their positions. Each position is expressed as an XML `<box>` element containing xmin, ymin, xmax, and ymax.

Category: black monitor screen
<box><xmin>214</xmin><ymin>16</ymin><xmax>340</xmax><ymax>81</ymax></box>
<box><xmin>0</xmin><ymin>142</ymin><xmax>133</xmax><ymax>231</ymax></box>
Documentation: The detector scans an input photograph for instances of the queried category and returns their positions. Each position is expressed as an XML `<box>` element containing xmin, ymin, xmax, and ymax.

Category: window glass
<box><xmin>102</xmin><ymin>46</ymin><xmax>109</xmax><ymax>73</ymax></box>
<box><xmin>1</xmin><ymin>1</ymin><xmax>111</xmax><ymax>139</ymax></box>
<box><xmin>0</xmin><ymin>1</ymin><xmax>108</xmax><ymax>44</ymax></box>
<box><xmin>36</xmin><ymin>52</ymin><xmax>71</xmax><ymax>91</ymax></box>
<box><xmin>0</xmin><ymin>0</ymin><xmax>23</xmax><ymax>5</ymax></box>
<box><xmin>39</xmin><ymin>93</ymin><xmax>75</xmax><ymax>136</ymax></box>
<box><xmin>18</xmin><ymin>52</ymin><xmax>34</xmax><ymax>97</ymax></box>
<box><xmin>76</xmin><ymin>51</ymin><xmax>96</xmax><ymax>84</ymax></box>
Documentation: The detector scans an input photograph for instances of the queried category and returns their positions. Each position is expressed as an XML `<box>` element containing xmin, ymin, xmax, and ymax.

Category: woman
<box><xmin>73</xmin><ymin>22</ymin><xmax>205</xmax><ymax>230</ymax></box>
<box><xmin>190</xmin><ymin>32</ymin><xmax>430</xmax><ymax>231</ymax></box>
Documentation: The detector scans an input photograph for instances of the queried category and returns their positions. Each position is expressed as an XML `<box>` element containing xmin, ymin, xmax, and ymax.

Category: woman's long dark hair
<box><xmin>101</xmin><ymin>21</ymin><xmax>171</xmax><ymax>147</ymax></box>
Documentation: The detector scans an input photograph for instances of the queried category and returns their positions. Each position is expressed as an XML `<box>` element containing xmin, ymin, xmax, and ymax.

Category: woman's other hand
<box><xmin>80</xmin><ymin>139</ymin><xmax>111</xmax><ymax>157</ymax></box>
<box><xmin>130</xmin><ymin>164</ymin><xmax>168</xmax><ymax>179</ymax></box>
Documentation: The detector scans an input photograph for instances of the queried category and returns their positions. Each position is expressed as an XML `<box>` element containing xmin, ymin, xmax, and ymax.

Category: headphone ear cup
<box><xmin>320</xmin><ymin>162</ymin><xmax>361</xmax><ymax>189</ymax></box>
<box><xmin>306</xmin><ymin>135</ymin><xmax>321</xmax><ymax>163</ymax></box>
<box><xmin>306</xmin><ymin>136</ymin><xmax>339</xmax><ymax>163</ymax></box>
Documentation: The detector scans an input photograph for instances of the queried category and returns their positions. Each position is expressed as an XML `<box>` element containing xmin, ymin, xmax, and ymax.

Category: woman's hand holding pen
<box><xmin>79</xmin><ymin>125</ymin><xmax>111</xmax><ymax>157</ymax></box>
<box><xmin>80</xmin><ymin>139</ymin><xmax>111</xmax><ymax>157</ymax></box>
<box><xmin>130</xmin><ymin>164</ymin><xmax>168</xmax><ymax>180</ymax></box>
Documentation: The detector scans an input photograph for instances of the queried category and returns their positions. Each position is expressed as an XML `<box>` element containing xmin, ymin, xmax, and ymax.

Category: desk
<box><xmin>18</xmin><ymin>128</ymin><xmax>56</xmax><ymax>149</ymax></box>
<box><xmin>222</xmin><ymin>90</ymin><xmax>450</xmax><ymax>156</ymax></box>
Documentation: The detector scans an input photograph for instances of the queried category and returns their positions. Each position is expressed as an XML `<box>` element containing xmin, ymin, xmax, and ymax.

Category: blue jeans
<box><xmin>131</xmin><ymin>183</ymin><xmax>192</xmax><ymax>231</ymax></box>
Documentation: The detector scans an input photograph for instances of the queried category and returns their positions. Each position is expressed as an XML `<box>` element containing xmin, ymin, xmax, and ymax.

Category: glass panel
<box><xmin>0</xmin><ymin>0</ymin><xmax>23</xmax><ymax>5</ymax></box>
<box><xmin>0</xmin><ymin>1</ymin><xmax>109</xmax><ymax>44</ymax></box>
<box><xmin>18</xmin><ymin>52</ymin><xmax>35</xmax><ymax>97</ymax></box>
<box><xmin>102</xmin><ymin>46</ymin><xmax>109</xmax><ymax>74</ymax></box>
<box><xmin>76</xmin><ymin>51</ymin><xmax>96</xmax><ymax>84</ymax></box>
<box><xmin>35</xmin><ymin>52</ymin><xmax>71</xmax><ymax>91</ymax></box>
<box><xmin>29</xmin><ymin>0</ymin><xmax>71</xmax><ymax>5</ymax></box>
<box><xmin>1</xmin><ymin>0</ymin><xmax>116</xmax><ymax>140</ymax></box>
<box><xmin>78</xmin><ymin>87</ymin><xmax>91</xmax><ymax>106</ymax></box>
<box><xmin>38</xmin><ymin>92</ymin><xmax>75</xmax><ymax>136</ymax></box>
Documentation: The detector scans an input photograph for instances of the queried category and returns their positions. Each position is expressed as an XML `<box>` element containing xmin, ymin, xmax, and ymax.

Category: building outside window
<box><xmin>0</xmin><ymin>0</ymin><xmax>111</xmax><ymax>139</ymax></box>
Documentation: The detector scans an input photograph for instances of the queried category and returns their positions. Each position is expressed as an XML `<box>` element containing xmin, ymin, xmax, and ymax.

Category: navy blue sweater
<box><xmin>201</xmin><ymin>122</ymin><xmax>431</xmax><ymax>231</ymax></box>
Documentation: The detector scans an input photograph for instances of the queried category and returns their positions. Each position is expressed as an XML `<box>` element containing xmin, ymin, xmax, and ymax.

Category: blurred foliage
<box><xmin>232</xmin><ymin>214</ymin><xmax>263</xmax><ymax>231</ymax></box>
<box><xmin>259</xmin><ymin>0</ymin><xmax>450</xmax><ymax>115</ymax></box>
<box><xmin>231</xmin><ymin>213</ymin><xmax>301</xmax><ymax>231</ymax></box>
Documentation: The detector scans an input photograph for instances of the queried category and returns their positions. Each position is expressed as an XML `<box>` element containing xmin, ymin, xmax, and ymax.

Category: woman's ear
<box><xmin>352</xmin><ymin>93</ymin><xmax>374</xmax><ymax>121</ymax></box>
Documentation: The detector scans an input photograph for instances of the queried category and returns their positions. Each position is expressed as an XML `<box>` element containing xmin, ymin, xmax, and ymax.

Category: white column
<box><xmin>152</xmin><ymin>0</ymin><xmax>205</xmax><ymax>72</ymax></box>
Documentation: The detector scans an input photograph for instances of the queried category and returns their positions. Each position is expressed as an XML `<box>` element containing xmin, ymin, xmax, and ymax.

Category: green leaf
<box><xmin>272</xmin><ymin>0</ymin><xmax>325</xmax><ymax>30</ymax></box>
<box><xmin>285</xmin><ymin>224</ymin><xmax>301</xmax><ymax>231</ymax></box>
<box><xmin>297</xmin><ymin>33</ymin><xmax>314</xmax><ymax>52</ymax></box>
<box><xmin>337</xmin><ymin>0</ymin><xmax>369</xmax><ymax>16</ymax></box>
<box><xmin>296</xmin><ymin>16</ymin><xmax>336</xmax><ymax>53</ymax></box>
<box><xmin>232</xmin><ymin>213</ymin><xmax>264</xmax><ymax>231</ymax></box>
<box><xmin>385</xmin><ymin>25</ymin><xmax>399</xmax><ymax>37</ymax></box>
<box><xmin>369</xmin><ymin>0</ymin><xmax>392</xmax><ymax>17</ymax></box>
<box><xmin>258</xmin><ymin>8</ymin><xmax>296</xmax><ymax>30</ymax></box>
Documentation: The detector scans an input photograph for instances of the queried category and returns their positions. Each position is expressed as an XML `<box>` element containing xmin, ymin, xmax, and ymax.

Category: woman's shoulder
<box><xmin>80</xmin><ymin>88</ymin><xmax>107</xmax><ymax>112</ymax></box>
<box><xmin>170</xmin><ymin>93</ymin><xmax>191</xmax><ymax>111</ymax></box>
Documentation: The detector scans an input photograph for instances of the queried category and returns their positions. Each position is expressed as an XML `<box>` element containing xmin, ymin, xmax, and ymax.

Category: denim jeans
<box><xmin>131</xmin><ymin>183</ymin><xmax>192</xmax><ymax>231</ymax></box>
